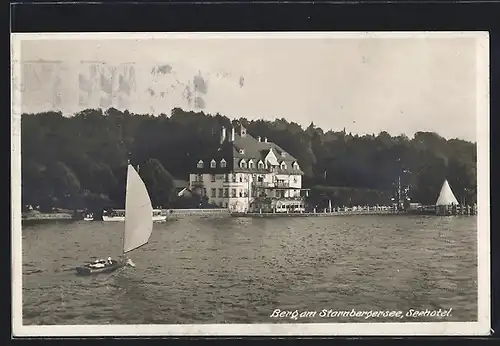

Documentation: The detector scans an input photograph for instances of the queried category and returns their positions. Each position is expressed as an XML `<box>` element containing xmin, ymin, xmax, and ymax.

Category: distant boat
<box><xmin>76</xmin><ymin>164</ymin><xmax>154</xmax><ymax>276</ymax></box>
<box><xmin>103</xmin><ymin>209</ymin><xmax>166</xmax><ymax>222</ymax></box>
<box><xmin>436</xmin><ymin>179</ymin><xmax>459</xmax><ymax>206</ymax></box>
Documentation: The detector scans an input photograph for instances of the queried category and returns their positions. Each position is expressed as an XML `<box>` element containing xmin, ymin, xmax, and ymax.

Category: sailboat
<box><xmin>76</xmin><ymin>164</ymin><xmax>154</xmax><ymax>276</ymax></box>
<box><xmin>436</xmin><ymin>179</ymin><xmax>459</xmax><ymax>206</ymax></box>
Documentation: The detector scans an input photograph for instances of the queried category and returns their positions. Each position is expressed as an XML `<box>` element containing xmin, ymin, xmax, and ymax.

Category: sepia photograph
<box><xmin>11</xmin><ymin>32</ymin><xmax>490</xmax><ymax>336</ymax></box>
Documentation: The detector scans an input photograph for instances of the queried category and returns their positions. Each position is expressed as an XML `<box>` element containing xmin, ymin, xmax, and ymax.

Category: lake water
<box><xmin>21</xmin><ymin>215</ymin><xmax>478</xmax><ymax>325</ymax></box>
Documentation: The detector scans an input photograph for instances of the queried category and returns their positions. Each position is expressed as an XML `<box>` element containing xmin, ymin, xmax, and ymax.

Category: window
<box><xmin>239</xmin><ymin>148</ymin><xmax>245</xmax><ymax>154</ymax></box>
<box><xmin>232</xmin><ymin>174</ymin><xmax>237</xmax><ymax>182</ymax></box>
<box><xmin>220</xmin><ymin>159</ymin><xmax>227</xmax><ymax>168</ymax></box>
<box><xmin>224</xmin><ymin>202</ymin><xmax>228</xmax><ymax>208</ymax></box>
<box><xmin>248</xmin><ymin>160</ymin><xmax>254</xmax><ymax>169</ymax></box>
<box><xmin>231</xmin><ymin>189</ymin><xmax>237</xmax><ymax>197</ymax></box>
<box><xmin>239</xmin><ymin>176</ymin><xmax>243</xmax><ymax>182</ymax></box>
<box><xmin>239</xmin><ymin>159</ymin><xmax>247</xmax><ymax>169</ymax></box>
<box><xmin>211</xmin><ymin>174</ymin><xmax>216</xmax><ymax>182</ymax></box>
<box><xmin>224</xmin><ymin>174</ymin><xmax>229</xmax><ymax>182</ymax></box>
<box><xmin>197</xmin><ymin>160</ymin><xmax>204</xmax><ymax>168</ymax></box>
<box><xmin>293</xmin><ymin>162</ymin><xmax>299</xmax><ymax>170</ymax></box>
<box><xmin>293</xmin><ymin>176</ymin><xmax>298</xmax><ymax>183</ymax></box>
<box><xmin>281</xmin><ymin>151</ymin><xmax>286</xmax><ymax>157</ymax></box>
<box><xmin>210</xmin><ymin>159</ymin><xmax>216</xmax><ymax>168</ymax></box>
<box><xmin>239</xmin><ymin>190</ymin><xmax>243</xmax><ymax>197</ymax></box>
<box><xmin>211</xmin><ymin>188</ymin><xmax>216</xmax><ymax>197</ymax></box>
<box><xmin>197</xmin><ymin>174</ymin><xmax>203</xmax><ymax>181</ymax></box>
<box><xmin>218</xmin><ymin>188</ymin><xmax>224</xmax><ymax>198</ymax></box>
<box><xmin>203</xmin><ymin>188</ymin><xmax>207</xmax><ymax>196</ymax></box>
<box><xmin>258</xmin><ymin>161</ymin><xmax>265</xmax><ymax>169</ymax></box>
<box><xmin>224</xmin><ymin>188</ymin><xmax>229</xmax><ymax>197</ymax></box>
<box><xmin>281</xmin><ymin>162</ymin><xmax>287</xmax><ymax>170</ymax></box>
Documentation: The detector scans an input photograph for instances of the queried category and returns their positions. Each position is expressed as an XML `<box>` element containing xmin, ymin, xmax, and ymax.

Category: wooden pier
<box><xmin>231</xmin><ymin>206</ymin><xmax>401</xmax><ymax>218</ymax></box>
<box><xmin>231</xmin><ymin>210</ymin><xmax>400</xmax><ymax>218</ymax></box>
<box><xmin>231</xmin><ymin>205</ymin><xmax>477</xmax><ymax>218</ymax></box>
<box><xmin>435</xmin><ymin>204</ymin><xmax>477</xmax><ymax>216</ymax></box>
<box><xmin>163</xmin><ymin>208</ymin><xmax>230</xmax><ymax>218</ymax></box>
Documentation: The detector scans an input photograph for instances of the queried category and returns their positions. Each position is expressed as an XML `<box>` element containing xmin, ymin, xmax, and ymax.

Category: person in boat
<box><xmin>89</xmin><ymin>261</ymin><xmax>105</xmax><ymax>268</ymax></box>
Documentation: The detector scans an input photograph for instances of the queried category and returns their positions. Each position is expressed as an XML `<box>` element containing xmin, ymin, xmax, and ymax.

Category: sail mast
<box><xmin>122</xmin><ymin>160</ymin><xmax>130</xmax><ymax>259</ymax></box>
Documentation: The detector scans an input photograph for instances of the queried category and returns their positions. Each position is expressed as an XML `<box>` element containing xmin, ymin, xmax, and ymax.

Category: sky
<box><xmin>16</xmin><ymin>33</ymin><xmax>483</xmax><ymax>142</ymax></box>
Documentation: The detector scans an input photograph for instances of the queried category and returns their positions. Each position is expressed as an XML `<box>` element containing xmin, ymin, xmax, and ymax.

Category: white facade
<box><xmin>189</xmin><ymin>171</ymin><xmax>306</xmax><ymax>213</ymax></box>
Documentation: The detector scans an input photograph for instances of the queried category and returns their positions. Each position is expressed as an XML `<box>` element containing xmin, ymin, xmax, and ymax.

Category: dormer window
<box><xmin>258</xmin><ymin>160</ymin><xmax>265</xmax><ymax>169</ymax></box>
<box><xmin>293</xmin><ymin>162</ymin><xmax>299</xmax><ymax>170</ymax></box>
<box><xmin>280</xmin><ymin>161</ymin><xmax>287</xmax><ymax>170</ymax></box>
<box><xmin>220</xmin><ymin>159</ymin><xmax>227</xmax><ymax>168</ymax></box>
<box><xmin>248</xmin><ymin>159</ymin><xmax>254</xmax><ymax>169</ymax></box>
<box><xmin>281</xmin><ymin>151</ymin><xmax>286</xmax><ymax>157</ymax></box>
<box><xmin>210</xmin><ymin>159</ymin><xmax>217</xmax><ymax>168</ymax></box>
<box><xmin>239</xmin><ymin>159</ymin><xmax>247</xmax><ymax>169</ymax></box>
<box><xmin>197</xmin><ymin>160</ymin><xmax>204</xmax><ymax>169</ymax></box>
<box><xmin>239</xmin><ymin>148</ymin><xmax>245</xmax><ymax>155</ymax></box>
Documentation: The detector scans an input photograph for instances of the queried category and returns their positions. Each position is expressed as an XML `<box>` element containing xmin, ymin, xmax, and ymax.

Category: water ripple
<box><xmin>22</xmin><ymin>216</ymin><xmax>478</xmax><ymax>324</ymax></box>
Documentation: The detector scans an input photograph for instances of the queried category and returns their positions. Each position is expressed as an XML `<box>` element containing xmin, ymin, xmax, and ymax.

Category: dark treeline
<box><xmin>21</xmin><ymin>107</ymin><xmax>477</xmax><ymax>212</ymax></box>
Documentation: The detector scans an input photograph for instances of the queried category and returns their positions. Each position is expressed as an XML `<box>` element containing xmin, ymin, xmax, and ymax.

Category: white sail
<box><xmin>123</xmin><ymin>164</ymin><xmax>153</xmax><ymax>254</ymax></box>
<box><xmin>436</xmin><ymin>179</ymin><xmax>459</xmax><ymax>206</ymax></box>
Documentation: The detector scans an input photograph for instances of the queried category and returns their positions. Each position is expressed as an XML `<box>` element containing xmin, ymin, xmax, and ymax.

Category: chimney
<box><xmin>264</xmin><ymin>137</ymin><xmax>268</xmax><ymax>143</ymax></box>
<box><xmin>220</xmin><ymin>127</ymin><xmax>226</xmax><ymax>144</ymax></box>
<box><xmin>231</xmin><ymin>127</ymin><xmax>235</xmax><ymax>142</ymax></box>
<box><xmin>257</xmin><ymin>136</ymin><xmax>261</xmax><ymax>142</ymax></box>
<box><xmin>240</xmin><ymin>125</ymin><xmax>247</xmax><ymax>137</ymax></box>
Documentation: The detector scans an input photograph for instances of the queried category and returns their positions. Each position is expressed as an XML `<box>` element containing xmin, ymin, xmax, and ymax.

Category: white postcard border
<box><xmin>11</xmin><ymin>31</ymin><xmax>491</xmax><ymax>337</ymax></box>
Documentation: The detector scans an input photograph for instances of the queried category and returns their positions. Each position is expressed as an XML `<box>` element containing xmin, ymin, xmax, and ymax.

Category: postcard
<box><xmin>11</xmin><ymin>31</ymin><xmax>490</xmax><ymax>336</ymax></box>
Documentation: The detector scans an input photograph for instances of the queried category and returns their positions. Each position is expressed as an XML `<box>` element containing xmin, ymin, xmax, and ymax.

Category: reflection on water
<box><xmin>21</xmin><ymin>215</ymin><xmax>478</xmax><ymax>324</ymax></box>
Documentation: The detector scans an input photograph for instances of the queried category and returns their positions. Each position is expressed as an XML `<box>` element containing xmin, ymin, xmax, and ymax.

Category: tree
<box><xmin>140</xmin><ymin>158</ymin><xmax>175</xmax><ymax>208</ymax></box>
<box><xmin>20</xmin><ymin>107</ymin><xmax>477</xmax><ymax>209</ymax></box>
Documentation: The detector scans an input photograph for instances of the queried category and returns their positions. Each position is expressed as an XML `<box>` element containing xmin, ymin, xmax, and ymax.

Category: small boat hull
<box><xmin>76</xmin><ymin>261</ymin><xmax>124</xmax><ymax>276</ymax></box>
<box><xmin>102</xmin><ymin>216</ymin><xmax>126</xmax><ymax>222</ymax></box>
<box><xmin>103</xmin><ymin>214</ymin><xmax>166</xmax><ymax>222</ymax></box>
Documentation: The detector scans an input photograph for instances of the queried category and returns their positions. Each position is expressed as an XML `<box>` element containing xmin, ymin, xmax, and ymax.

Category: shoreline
<box><xmin>19</xmin><ymin>206</ymin><xmax>476</xmax><ymax>223</ymax></box>
<box><xmin>231</xmin><ymin>210</ymin><xmax>401</xmax><ymax>218</ymax></box>
<box><xmin>21</xmin><ymin>213</ymin><xmax>81</xmax><ymax>222</ymax></box>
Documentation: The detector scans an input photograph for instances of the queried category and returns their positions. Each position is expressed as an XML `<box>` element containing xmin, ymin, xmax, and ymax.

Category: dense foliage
<box><xmin>21</xmin><ymin>107</ymin><xmax>477</xmax><ymax>211</ymax></box>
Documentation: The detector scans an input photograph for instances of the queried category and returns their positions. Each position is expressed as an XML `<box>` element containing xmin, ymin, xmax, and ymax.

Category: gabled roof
<box><xmin>173</xmin><ymin>179</ymin><xmax>189</xmax><ymax>189</ymax></box>
<box><xmin>231</xmin><ymin>132</ymin><xmax>303</xmax><ymax>174</ymax></box>
<box><xmin>192</xmin><ymin>126</ymin><xmax>304</xmax><ymax>175</ymax></box>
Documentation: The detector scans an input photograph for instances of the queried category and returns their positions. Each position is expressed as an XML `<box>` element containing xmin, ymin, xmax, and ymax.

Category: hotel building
<box><xmin>188</xmin><ymin>124</ymin><xmax>309</xmax><ymax>213</ymax></box>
